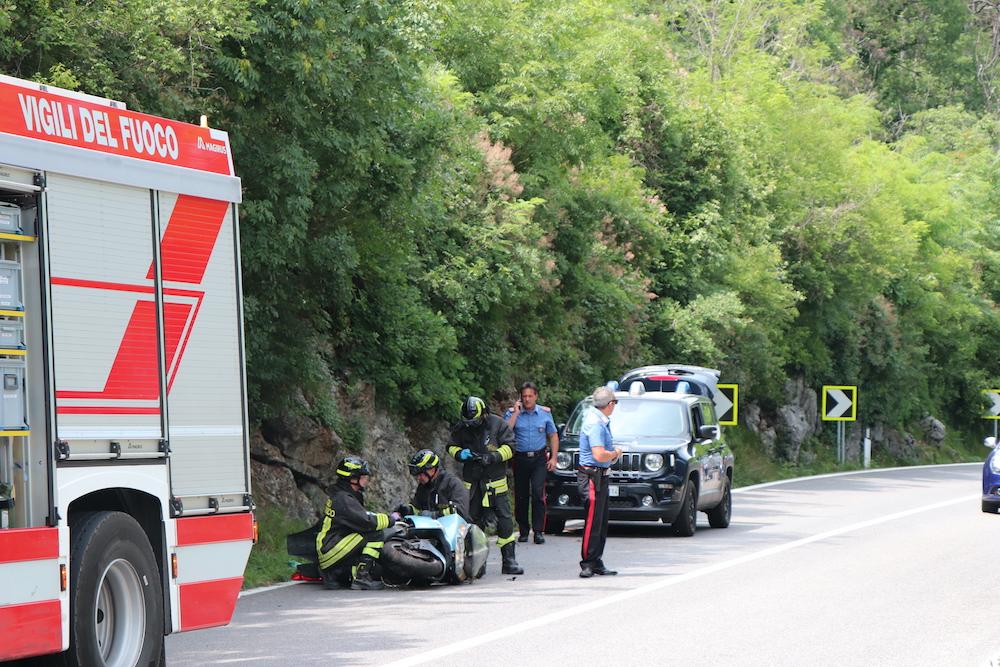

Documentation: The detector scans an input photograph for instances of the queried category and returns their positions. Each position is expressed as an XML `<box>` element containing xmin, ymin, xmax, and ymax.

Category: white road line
<box><xmin>238</xmin><ymin>580</ymin><xmax>302</xmax><ymax>598</ymax></box>
<box><xmin>386</xmin><ymin>492</ymin><xmax>979</xmax><ymax>667</ymax></box>
<box><xmin>733</xmin><ymin>462</ymin><xmax>979</xmax><ymax>493</ymax></box>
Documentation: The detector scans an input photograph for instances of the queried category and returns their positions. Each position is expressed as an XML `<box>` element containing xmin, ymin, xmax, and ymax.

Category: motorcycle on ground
<box><xmin>287</xmin><ymin>511</ymin><xmax>489</xmax><ymax>587</ymax></box>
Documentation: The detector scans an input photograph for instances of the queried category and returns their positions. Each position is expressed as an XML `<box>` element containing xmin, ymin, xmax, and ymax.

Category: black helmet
<box><xmin>408</xmin><ymin>449</ymin><xmax>440</xmax><ymax>476</ymax></box>
<box><xmin>335</xmin><ymin>455</ymin><xmax>371</xmax><ymax>479</ymax></box>
<box><xmin>461</xmin><ymin>396</ymin><xmax>487</xmax><ymax>426</ymax></box>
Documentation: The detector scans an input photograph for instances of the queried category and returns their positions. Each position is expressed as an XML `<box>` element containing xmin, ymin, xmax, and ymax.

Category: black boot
<box><xmin>350</xmin><ymin>557</ymin><xmax>385</xmax><ymax>590</ymax></box>
<box><xmin>320</xmin><ymin>567</ymin><xmax>343</xmax><ymax>590</ymax></box>
<box><xmin>501</xmin><ymin>542</ymin><xmax>524</xmax><ymax>575</ymax></box>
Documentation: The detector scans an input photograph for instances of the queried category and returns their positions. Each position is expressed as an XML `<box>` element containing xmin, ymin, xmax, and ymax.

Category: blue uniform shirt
<box><xmin>578</xmin><ymin>406</ymin><xmax>613</xmax><ymax>468</ymax></box>
<box><xmin>503</xmin><ymin>405</ymin><xmax>556</xmax><ymax>452</ymax></box>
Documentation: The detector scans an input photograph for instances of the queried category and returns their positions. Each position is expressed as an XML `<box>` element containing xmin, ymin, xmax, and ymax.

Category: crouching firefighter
<box><xmin>317</xmin><ymin>456</ymin><xmax>402</xmax><ymax>590</ymax></box>
<box><xmin>399</xmin><ymin>449</ymin><xmax>471</xmax><ymax>520</ymax></box>
<box><xmin>448</xmin><ymin>396</ymin><xmax>524</xmax><ymax>575</ymax></box>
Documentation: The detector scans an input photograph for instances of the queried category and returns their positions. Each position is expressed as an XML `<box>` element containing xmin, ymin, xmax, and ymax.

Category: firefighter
<box><xmin>316</xmin><ymin>456</ymin><xmax>402</xmax><ymax>591</ymax></box>
<box><xmin>398</xmin><ymin>449</ymin><xmax>471</xmax><ymax>520</ymax></box>
<box><xmin>448</xmin><ymin>396</ymin><xmax>524</xmax><ymax>575</ymax></box>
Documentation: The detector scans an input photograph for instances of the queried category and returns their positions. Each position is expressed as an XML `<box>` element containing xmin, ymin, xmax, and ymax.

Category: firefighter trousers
<box><xmin>466</xmin><ymin>477</ymin><xmax>517</xmax><ymax>549</ymax></box>
<box><xmin>316</xmin><ymin>528</ymin><xmax>384</xmax><ymax>579</ymax></box>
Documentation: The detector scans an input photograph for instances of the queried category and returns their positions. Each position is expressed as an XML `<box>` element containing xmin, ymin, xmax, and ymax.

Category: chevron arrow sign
<box><xmin>822</xmin><ymin>385</ymin><xmax>857</xmax><ymax>422</ymax></box>
<box><xmin>984</xmin><ymin>390</ymin><xmax>1000</xmax><ymax>420</ymax></box>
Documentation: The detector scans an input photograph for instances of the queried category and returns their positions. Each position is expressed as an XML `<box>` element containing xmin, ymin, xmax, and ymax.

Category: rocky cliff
<box><xmin>250</xmin><ymin>386</ymin><xmax>455</xmax><ymax>522</ymax></box>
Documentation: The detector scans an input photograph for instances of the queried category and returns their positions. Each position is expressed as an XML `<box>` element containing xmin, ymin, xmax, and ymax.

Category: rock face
<box><xmin>919</xmin><ymin>416</ymin><xmax>946</xmax><ymax>445</ymax></box>
<box><xmin>745</xmin><ymin>378</ymin><xmax>818</xmax><ymax>463</ymax></box>
<box><xmin>250</xmin><ymin>386</ymin><xmax>456</xmax><ymax>523</ymax></box>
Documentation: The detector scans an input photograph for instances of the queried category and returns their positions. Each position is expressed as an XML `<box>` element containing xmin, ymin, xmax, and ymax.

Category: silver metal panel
<box><xmin>0</xmin><ymin>203</ymin><xmax>21</xmax><ymax>233</ymax></box>
<box><xmin>0</xmin><ymin>319</ymin><xmax>25</xmax><ymax>349</ymax></box>
<box><xmin>0</xmin><ymin>134</ymin><xmax>241</xmax><ymax>203</ymax></box>
<box><xmin>0</xmin><ymin>261</ymin><xmax>22</xmax><ymax>310</ymax></box>
<box><xmin>0</xmin><ymin>359</ymin><xmax>25</xmax><ymax>428</ymax></box>
<box><xmin>161</xmin><ymin>193</ymin><xmax>247</xmax><ymax>497</ymax></box>
<box><xmin>46</xmin><ymin>173</ymin><xmax>162</xmax><ymax>437</ymax></box>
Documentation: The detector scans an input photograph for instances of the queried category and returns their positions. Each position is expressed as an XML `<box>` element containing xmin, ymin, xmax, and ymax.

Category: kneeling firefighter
<box><xmin>316</xmin><ymin>456</ymin><xmax>402</xmax><ymax>590</ymax></box>
<box><xmin>399</xmin><ymin>449</ymin><xmax>471</xmax><ymax>520</ymax></box>
<box><xmin>448</xmin><ymin>396</ymin><xmax>524</xmax><ymax>575</ymax></box>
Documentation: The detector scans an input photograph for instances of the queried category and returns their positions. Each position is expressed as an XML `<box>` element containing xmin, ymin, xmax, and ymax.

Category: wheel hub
<box><xmin>94</xmin><ymin>558</ymin><xmax>146</xmax><ymax>666</ymax></box>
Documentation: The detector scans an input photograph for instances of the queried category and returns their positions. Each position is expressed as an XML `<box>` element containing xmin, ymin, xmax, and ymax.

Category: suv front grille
<box><xmin>572</xmin><ymin>451</ymin><xmax>648</xmax><ymax>474</ymax></box>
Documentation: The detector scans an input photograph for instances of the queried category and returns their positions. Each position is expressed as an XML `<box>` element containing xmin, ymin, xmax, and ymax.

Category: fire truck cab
<box><xmin>0</xmin><ymin>74</ymin><xmax>253</xmax><ymax>666</ymax></box>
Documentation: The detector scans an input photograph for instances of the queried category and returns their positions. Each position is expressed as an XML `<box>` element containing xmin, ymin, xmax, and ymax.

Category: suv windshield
<box><xmin>567</xmin><ymin>398</ymin><xmax>687</xmax><ymax>438</ymax></box>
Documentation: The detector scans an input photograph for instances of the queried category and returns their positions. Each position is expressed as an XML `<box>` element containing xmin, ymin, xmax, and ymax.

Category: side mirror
<box><xmin>698</xmin><ymin>425</ymin><xmax>719</xmax><ymax>441</ymax></box>
<box><xmin>986</xmin><ymin>436</ymin><xmax>998</xmax><ymax>449</ymax></box>
<box><xmin>557</xmin><ymin>423</ymin><xmax>566</xmax><ymax>439</ymax></box>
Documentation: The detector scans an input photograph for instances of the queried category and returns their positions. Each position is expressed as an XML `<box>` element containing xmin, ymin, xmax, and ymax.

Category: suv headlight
<box><xmin>556</xmin><ymin>451</ymin><xmax>573</xmax><ymax>470</ymax></box>
<box><xmin>991</xmin><ymin>454</ymin><xmax>1000</xmax><ymax>474</ymax></box>
<box><xmin>644</xmin><ymin>453</ymin><xmax>664</xmax><ymax>472</ymax></box>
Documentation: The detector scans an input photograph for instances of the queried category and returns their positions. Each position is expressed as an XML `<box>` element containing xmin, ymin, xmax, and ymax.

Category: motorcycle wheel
<box><xmin>379</xmin><ymin>539</ymin><xmax>445</xmax><ymax>582</ymax></box>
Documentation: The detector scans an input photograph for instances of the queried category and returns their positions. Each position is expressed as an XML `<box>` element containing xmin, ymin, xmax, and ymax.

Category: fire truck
<box><xmin>0</xmin><ymin>74</ymin><xmax>254</xmax><ymax>665</ymax></box>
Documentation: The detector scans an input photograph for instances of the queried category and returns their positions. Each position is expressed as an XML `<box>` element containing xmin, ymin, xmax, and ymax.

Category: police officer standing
<box><xmin>399</xmin><ymin>449</ymin><xmax>470</xmax><ymax>520</ymax></box>
<box><xmin>316</xmin><ymin>456</ymin><xmax>402</xmax><ymax>590</ymax></box>
<box><xmin>448</xmin><ymin>396</ymin><xmax>524</xmax><ymax>575</ymax></box>
<box><xmin>505</xmin><ymin>382</ymin><xmax>558</xmax><ymax>544</ymax></box>
<box><xmin>577</xmin><ymin>387</ymin><xmax>622</xmax><ymax>578</ymax></box>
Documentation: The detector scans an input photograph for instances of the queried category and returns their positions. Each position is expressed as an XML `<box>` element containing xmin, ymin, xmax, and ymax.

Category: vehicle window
<box><xmin>566</xmin><ymin>399</ymin><xmax>592</xmax><ymax>435</ymax></box>
<box><xmin>691</xmin><ymin>407</ymin><xmax>703</xmax><ymax>432</ymax></box>
<box><xmin>699</xmin><ymin>402</ymin><xmax>717</xmax><ymax>426</ymax></box>
<box><xmin>622</xmin><ymin>378</ymin><xmax>707</xmax><ymax>396</ymax></box>
<box><xmin>609</xmin><ymin>400</ymin><xmax>687</xmax><ymax>438</ymax></box>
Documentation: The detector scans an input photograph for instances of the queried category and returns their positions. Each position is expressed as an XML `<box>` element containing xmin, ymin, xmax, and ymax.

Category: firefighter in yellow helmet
<box><xmin>448</xmin><ymin>396</ymin><xmax>523</xmax><ymax>575</ymax></box>
<box><xmin>316</xmin><ymin>456</ymin><xmax>402</xmax><ymax>590</ymax></box>
<box><xmin>398</xmin><ymin>449</ymin><xmax>470</xmax><ymax>520</ymax></box>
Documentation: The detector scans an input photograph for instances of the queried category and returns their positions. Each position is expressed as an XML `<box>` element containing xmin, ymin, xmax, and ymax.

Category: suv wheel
<box><xmin>983</xmin><ymin>500</ymin><xmax>999</xmax><ymax>514</ymax></box>
<box><xmin>671</xmin><ymin>481</ymin><xmax>697</xmax><ymax>537</ymax></box>
<box><xmin>707</xmin><ymin>481</ymin><xmax>732</xmax><ymax>528</ymax></box>
<box><xmin>544</xmin><ymin>518</ymin><xmax>565</xmax><ymax>534</ymax></box>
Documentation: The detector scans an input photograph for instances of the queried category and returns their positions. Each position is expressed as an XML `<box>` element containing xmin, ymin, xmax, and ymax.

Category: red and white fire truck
<box><xmin>0</xmin><ymin>74</ymin><xmax>254</xmax><ymax>665</ymax></box>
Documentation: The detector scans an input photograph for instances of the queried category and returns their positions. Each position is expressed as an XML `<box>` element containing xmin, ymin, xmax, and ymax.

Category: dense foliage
<box><xmin>2</xmin><ymin>0</ymin><xmax>999</xmax><ymax>436</ymax></box>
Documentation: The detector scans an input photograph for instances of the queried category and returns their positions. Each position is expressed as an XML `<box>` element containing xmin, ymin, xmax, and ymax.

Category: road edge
<box><xmin>734</xmin><ymin>461</ymin><xmax>979</xmax><ymax>493</ymax></box>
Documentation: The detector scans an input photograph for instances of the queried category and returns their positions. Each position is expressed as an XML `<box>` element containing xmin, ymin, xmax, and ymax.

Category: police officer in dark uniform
<box><xmin>398</xmin><ymin>449</ymin><xmax>470</xmax><ymax>520</ymax></box>
<box><xmin>505</xmin><ymin>382</ymin><xmax>559</xmax><ymax>544</ymax></box>
<box><xmin>316</xmin><ymin>456</ymin><xmax>402</xmax><ymax>590</ymax></box>
<box><xmin>448</xmin><ymin>396</ymin><xmax>524</xmax><ymax>575</ymax></box>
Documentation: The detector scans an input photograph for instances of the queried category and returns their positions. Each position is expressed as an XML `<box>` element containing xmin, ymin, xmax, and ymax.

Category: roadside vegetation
<box><xmin>4</xmin><ymin>2</ymin><xmax>999</xmax><ymax>589</ymax></box>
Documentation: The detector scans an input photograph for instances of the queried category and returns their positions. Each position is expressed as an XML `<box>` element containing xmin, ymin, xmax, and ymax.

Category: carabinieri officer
<box><xmin>577</xmin><ymin>386</ymin><xmax>622</xmax><ymax>578</ymax></box>
<box><xmin>505</xmin><ymin>382</ymin><xmax>559</xmax><ymax>544</ymax></box>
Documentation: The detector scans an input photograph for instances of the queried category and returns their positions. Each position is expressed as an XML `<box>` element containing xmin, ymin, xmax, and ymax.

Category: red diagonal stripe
<box><xmin>149</xmin><ymin>195</ymin><xmax>229</xmax><ymax>285</ymax></box>
<box><xmin>56</xmin><ymin>300</ymin><xmax>191</xmax><ymax>401</ymax></box>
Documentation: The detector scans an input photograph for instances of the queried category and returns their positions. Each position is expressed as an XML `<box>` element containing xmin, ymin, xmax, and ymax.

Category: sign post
<box><xmin>984</xmin><ymin>390</ymin><xmax>1000</xmax><ymax>440</ymax></box>
<box><xmin>822</xmin><ymin>385</ymin><xmax>858</xmax><ymax>464</ymax></box>
<box><xmin>714</xmin><ymin>384</ymin><xmax>739</xmax><ymax>426</ymax></box>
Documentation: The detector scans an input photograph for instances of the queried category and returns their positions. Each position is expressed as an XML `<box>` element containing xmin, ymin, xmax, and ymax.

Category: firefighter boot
<box><xmin>350</xmin><ymin>557</ymin><xmax>385</xmax><ymax>591</ymax></box>
<box><xmin>501</xmin><ymin>542</ymin><xmax>524</xmax><ymax>575</ymax></box>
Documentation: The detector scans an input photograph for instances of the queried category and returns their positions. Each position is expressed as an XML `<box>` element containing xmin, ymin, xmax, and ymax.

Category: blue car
<box><xmin>983</xmin><ymin>436</ymin><xmax>1000</xmax><ymax>513</ymax></box>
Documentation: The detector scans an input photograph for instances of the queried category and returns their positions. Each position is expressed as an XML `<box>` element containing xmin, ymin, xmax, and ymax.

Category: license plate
<box><xmin>608</xmin><ymin>485</ymin><xmax>619</xmax><ymax>497</ymax></box>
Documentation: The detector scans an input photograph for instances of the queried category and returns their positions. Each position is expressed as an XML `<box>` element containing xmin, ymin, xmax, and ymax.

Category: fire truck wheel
<box><xmin>62</xmin><ymin>511</ymin><xmax>164</xmax><ymax>667</ymax></box>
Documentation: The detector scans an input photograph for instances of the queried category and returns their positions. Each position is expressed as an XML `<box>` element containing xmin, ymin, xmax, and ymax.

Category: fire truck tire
<box><xmin>58</xmin><ymin>511</ymin><xmax>164</xmax><ymax>667</ymax></box>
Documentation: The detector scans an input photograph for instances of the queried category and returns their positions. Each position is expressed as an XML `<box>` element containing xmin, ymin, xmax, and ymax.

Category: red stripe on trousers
<box><xmin>0</xmin><ymin>599</ymin><xmax>62</xmax><ymax>660</ymax></box>
<box><xmin>582</xmin><ymin>478</ymin><xmax>596</xmax><ymax>561</ymax></box>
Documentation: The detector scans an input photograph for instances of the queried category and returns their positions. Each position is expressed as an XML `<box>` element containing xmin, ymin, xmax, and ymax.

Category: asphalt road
<box><xmin>166</xmin><ymin>463</ymin><xmax>998</xmax><ymax>666</ymax></box>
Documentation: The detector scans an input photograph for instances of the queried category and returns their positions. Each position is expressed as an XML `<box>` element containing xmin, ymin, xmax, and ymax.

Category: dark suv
<box><xmin>545</xmin><ymin>379</ymin><xmax>734</xmax><ymax>536</ymax></box>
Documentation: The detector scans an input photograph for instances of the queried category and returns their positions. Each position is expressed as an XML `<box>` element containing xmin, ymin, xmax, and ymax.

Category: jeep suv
<box><xmin>545</xmin><ymin>382</ymin><xmax>734</xmax><ymax>536</ymax></box>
